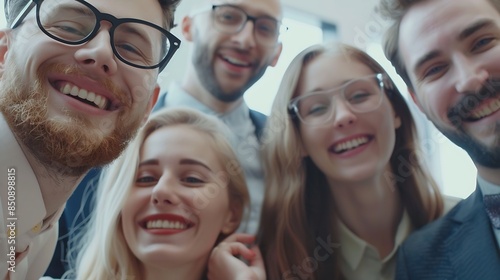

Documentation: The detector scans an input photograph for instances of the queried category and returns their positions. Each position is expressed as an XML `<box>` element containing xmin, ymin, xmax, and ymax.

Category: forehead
<box><xmin>210</xmin><ymin>0</ymin><xmax>282</xmax><ymax>19</ymax></box>
<box><xmin>86</xmin><ymin>0</ymin><xmax>164</xmax><ymax>26</ymax></box>
<box><xmin>298</xmin><ymin>53</ymin><xmax>373</xmax><ymax>93</ymax></box>
<box><xmin>399</xmin><ymin>0</ymin><xmax>500</xmax><ymax>73</ymax></box>
<box><xmin>141</xmin><ymin>125</ymin><xmax>221</xmax><ymax>165</ymax></box>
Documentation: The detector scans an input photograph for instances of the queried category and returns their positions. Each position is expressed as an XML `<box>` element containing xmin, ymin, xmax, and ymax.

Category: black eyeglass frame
<box><xmin>11</xmin><ymin>0</ymin><xmax>181</xmax><ymax>72</ymax></box>
<box><xmin>211</xmin><ymin>4</ymin><xmax>287</xmax><ymax>41</ymax></box>
<box><xmin>287</xmin><ymin>73</ymin><xmax>388</xmax><ymax>124</ymax></box>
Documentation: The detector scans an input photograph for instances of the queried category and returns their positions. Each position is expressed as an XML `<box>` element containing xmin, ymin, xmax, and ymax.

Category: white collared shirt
<box><xmin>161</xmin><ymin>83</ymin><xmax>264</xmax><ymax>234</ymax></box>
<box><xmin>0</xmin><ymin>114</ymin><xmax>62</xmax><ymax>280</ymax></box>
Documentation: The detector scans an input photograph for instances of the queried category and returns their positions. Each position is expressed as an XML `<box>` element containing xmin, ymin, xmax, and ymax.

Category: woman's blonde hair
<box><xmin>258</xmin><ymin>42</ymin><xmax>443</xmax><ymax>279</ymax></box>
<box><xmin>70</xmin><ymin>107</ymin><xmax>249</xmax><ymax>280</ymax></box>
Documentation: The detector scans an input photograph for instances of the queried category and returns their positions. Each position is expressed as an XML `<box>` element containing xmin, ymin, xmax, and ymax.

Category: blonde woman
<box><xmin>68</xmin><ymin>108</ymin><xmax>260</xmax><ymax>280</ymax></box>
<box><xmin>258</xmin><ymin>43</ymin><xmax>459</xmax><ymax>280</ymax></box>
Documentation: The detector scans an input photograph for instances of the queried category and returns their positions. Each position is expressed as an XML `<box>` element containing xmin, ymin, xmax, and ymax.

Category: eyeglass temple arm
<box><xmin>10</xmin><ymin>1</ymin><xmax>36</xmax><ymax>29</ymax></box>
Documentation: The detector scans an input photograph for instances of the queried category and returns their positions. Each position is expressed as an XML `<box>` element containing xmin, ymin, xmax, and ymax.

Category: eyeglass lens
<box><xmin>295</xmin><ymin>76</ymin><xmax>384</xmax><ymax>125</ymax></box>
<box><xmin>38</xmin><ymin>0</ymin><xmax>171</xmax><ymax>68</ymax></box>
<box><xmin>212</xmin><ymin>5</ymin><xmax>280</xmax><ymax>45</ymax></box>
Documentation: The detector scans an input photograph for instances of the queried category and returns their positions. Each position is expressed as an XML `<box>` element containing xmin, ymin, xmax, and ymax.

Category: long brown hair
<box><xmin>258</xmin><ymin>42</ymin><xmax>443</xmax><ymax>279</ymax></box>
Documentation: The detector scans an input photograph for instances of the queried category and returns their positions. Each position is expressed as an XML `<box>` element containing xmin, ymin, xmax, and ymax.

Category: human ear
<box><xmin>270</xmin><ymin>42</ymin><xmax>283</xmax><ymax>67</ymax></box>
<box><xmin>0</xmin><ymin>30</ymin><xmax>12</xmax><ymax>78</ymax></box>
<box><xmin>220</xmin><ymin>202</ymin><xmax>241</xmax><ymax>235</ymax></box>
<box><xmin>181</xmin><ymin>15</ymin><xmax>194</xmax><ymax>42</ymax></box>
<box><xmin>408</xmin><ymin>87</ymin><xmax>424</xmax><ymax>112</ymax></box>
<box><xmin>140</xmin><ymin>85</ymin><xmax>160</xmax><ymax>126</ymax></box>
<box><xmin>394</xmin><ymin>113</ymin><xmax>402</xmax><ymax>129</ymax></box>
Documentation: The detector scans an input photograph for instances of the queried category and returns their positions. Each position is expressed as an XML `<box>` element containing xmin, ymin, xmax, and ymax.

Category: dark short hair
<box><xmin>4</xmin><ymin>0</ymin><xmax>181</xmax><ymax>29</ymax></box>
<box><xmin>379</xmin><ymin>0</ymin><xmax>500</xmax><ymax>90</ymax></box>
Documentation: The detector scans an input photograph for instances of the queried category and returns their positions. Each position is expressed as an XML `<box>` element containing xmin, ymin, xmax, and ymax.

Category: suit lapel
<box><xmin>447</xmin><ymin>187</ymin><xmax>500</xmax><ymax>279</ymax></box>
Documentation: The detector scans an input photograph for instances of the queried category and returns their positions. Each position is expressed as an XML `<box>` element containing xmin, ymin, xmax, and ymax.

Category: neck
<box><xmin>330</xmin><ymin>174</ymin><xmax>403</xmax><ymax>258</ymax></box>
<box><xmin>143</xmin><ymin>259</ymin><xmax>206</xmax><ymax>280</ymax></box>
<box><xmin>21</xmin><ymin>144</ymin><xmax>83</xmax><ymax>219</ymax></box>
<box><xmin>181</xmin><ymin>69</ymin><xmax>243</xmax><ymax>114</ymax></box>
<box><xmin>477</xmin><ymin>165</ymin><xmax>500</xmax><ymax>186</ymax></box>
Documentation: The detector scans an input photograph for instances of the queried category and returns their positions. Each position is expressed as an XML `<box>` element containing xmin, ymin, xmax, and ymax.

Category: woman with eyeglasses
<box><xmin>50</xmin><ymin>108</ymin><xmax>263</xmax><ymax>280</ymax></box>
<box><xmin>257</xmin><ymin>42</ymin><xmax>459</xmax><ymax>280</ymax></box>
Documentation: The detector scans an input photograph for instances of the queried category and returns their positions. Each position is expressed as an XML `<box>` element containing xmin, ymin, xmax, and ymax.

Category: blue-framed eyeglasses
<box><xmin>288</xmin><ymin>73</ymin><xmax>387</xmax><ymax>126</ymax></box>
<box><xmin>11</xmin><ymin>0</ymin><xmax>181</xmax><ymax>72</ymax></box>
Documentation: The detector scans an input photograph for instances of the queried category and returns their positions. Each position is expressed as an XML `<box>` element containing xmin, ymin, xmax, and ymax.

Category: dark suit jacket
<box><xmin>396</xmin><ymin>186</ymin><xmax>500</xmax><ymax>280</ymax></box>
<box><xmin>45</xmin><ymin>92</ymin><xmax>267</xmax><ymax>277</ymax></box>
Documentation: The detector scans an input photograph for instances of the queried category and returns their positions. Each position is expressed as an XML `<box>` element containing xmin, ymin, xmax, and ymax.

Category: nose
<box><xmin>332</xmin><ymin>99</ymin><xmax>357</xmax><ymax>128</ymax></box>
<box><xmin>454</xmin><ymin>54</ymin><xmax>489</xmax><ymax>94</ymax></box>
<box><xmin>231</xmin><ymin>20</ymin><xmax>256</xmax><ymax>49</ymax></box>
<box><xmin>73</xmin><ymin>26</ymin><xmax>118</xmax><ymax>75</ymax></box>
<box><xmin>151</xmin><ymin>176</ymin><xmax>180</xmax><ymax>206</ymax></box>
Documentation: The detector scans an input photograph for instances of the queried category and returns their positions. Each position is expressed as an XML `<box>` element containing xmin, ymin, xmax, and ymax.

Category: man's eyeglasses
<box><xmin>211</xmin><ymin>4</ymin><xmax>286</xmax><ymax>46</ymax></box>
<box><xmin>288</xmin><ymin>73</ymin><xmax>387</xmax><ymax>126</ymax></box>
<box><xmin>11</xmin><ymin>0</ymin><xmax>181</xmax><ymax>72</ymax></box>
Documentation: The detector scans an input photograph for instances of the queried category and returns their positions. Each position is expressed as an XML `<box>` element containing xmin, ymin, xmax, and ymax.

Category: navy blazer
<box><xmin>45</xmin><ymin>92</ymin><xmax>267</xmax><ymax>277</ymax></box>
<box><xmin>396</xmin><ymin>186</ymin><xmax>500</xmax><ymax>280</ymax></box>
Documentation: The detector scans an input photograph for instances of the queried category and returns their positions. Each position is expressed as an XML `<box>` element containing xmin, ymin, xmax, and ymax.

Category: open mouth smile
<box><xmin>145</xmin><ymin>219</ymin><xmax>191</xmax><ymax>230</ymax></box>
<box><xmin>52</xmin><ymin>81</ymin><xmax>122</xmax><ymax>111</ymax></box>
<box><xmin>329</xmin><ymin>136</ymin><xmax>372</xmax><ymax>154</ymax></box>
<box><xmin>466</xmin><ymin>97</ymin><xmax>500</xmax><ymax>121</ymax></box>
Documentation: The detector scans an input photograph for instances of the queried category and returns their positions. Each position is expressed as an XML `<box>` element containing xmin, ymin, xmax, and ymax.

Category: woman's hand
<box><xmin>207</xmin><ymin>233</ymin><xmax>266</xmax><ymax>280</ymax></box>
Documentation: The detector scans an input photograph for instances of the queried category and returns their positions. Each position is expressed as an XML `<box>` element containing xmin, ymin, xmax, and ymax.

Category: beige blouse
<box><xmin>338</xmin><ymin>195</ymin><xmax>461</xmax><ymax>280</ymax></box>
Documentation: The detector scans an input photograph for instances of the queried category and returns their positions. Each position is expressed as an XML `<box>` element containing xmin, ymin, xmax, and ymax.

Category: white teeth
<box><xmin>471</xmin><ymin>98</ymin><xmax>500</xmax><ymax>119</ymax></box>
<box><xmin>60</xmin><ymin>82</ymin><xmax>109</xmax><ymax>110</ymax></box>
<box><xmin>146</xmin><ymin>220</ymin><xmax>187</xmax><ymax>230</ymax></box>
<box><xmin>70</xmin><ymin>86</ymin><xmax>79</xmax><ymax>96</ymax></box>
<box><xmin>334</xmin><ymin>137</ymin><xmax>369</xmax><ymax>153</ymax></box>
<box><xmin>77</xmin><ymin>89</ymin><xmax>87</xmax><ymax>99</ymax></box>
<box><xmin>87</xmin><ymin>92</ymin><xmax>95</xmax><ymax>102</ymax></box>
<box><xmin>224</xmin><ymin>56</ymin><xmax>250</xmax><ymax>66</ymax></box>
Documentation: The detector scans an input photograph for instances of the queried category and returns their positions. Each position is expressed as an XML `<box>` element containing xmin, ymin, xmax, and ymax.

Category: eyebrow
<box><xmin>44</xmin><ymin>4</ymin><xmax>94</xmax><ymax>20</ymax></box>
<box><xmin>138</xmin><ymin>158</ymin><xmax>212</xmax><ymax>172</ymax></box>
<box><xmin>413</xmin><ymin>19</ymin><xmax>495</xmax><ymax>74</ymax></box>
<box><xmin>457</xmin><ymin>19</ymin><xmax>494</xmax><ymax>41</ymax></box>
<box><xmin>413</xmin><ymin>51</ymin><xmax>441</xmax><ymax>74</ymax></box>
<box><xmin>138</xmin><ymin>159</ymin><xmax>159</xmax><ymax>167</ymax></box>
<box><xmin>121</xmin><ymin>25</ymin><xmax>150</xmax><ymax>44</ymax></box>
<box><xmin>307</xmin><ymin>79</ymin><xmax>356</xmax><ymax>93</ymax></box>
<box><xmin>179</xmin><ymin>159</ymin><xmax>212</xmax><ymax>172</ymax></box>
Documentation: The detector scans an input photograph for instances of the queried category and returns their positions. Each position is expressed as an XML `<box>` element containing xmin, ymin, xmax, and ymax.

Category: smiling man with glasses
<box><xmin>0</xmin><ymin>0</ymin><xmax>181</xmax><ymax>279</ymax></box>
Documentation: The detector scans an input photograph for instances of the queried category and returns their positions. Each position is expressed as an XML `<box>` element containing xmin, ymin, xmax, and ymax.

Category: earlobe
<box><xmin>0</xmin><ymin>30</ymin><xmax>12</xmax><ymax>77</ymax></box>
<box><xmin>408</xmin><ymin>87</ymin><xmax>424</xmax><ymax>112</ymax></box>
<box><xmin>141</xmin><ymin>85</ymin><xmax>160</xmax><ymax>125</ymax></box>
<box><xmin>394</xmin><ymin>115</ymin><xmax>402</xmax><ymax>129</ymax></box>
<box><xmin>181</xmin><ymin>16</ymin><xmax>194</xmax><ymax>42</ymax></box>
<box><xmin>270</xmin><ymin>42</ymin><xmax>283</xmax><ymax>67</ymax></box>
<box><xmin>220</xmin><ymin>204</ymin><xmax>241</xmax><ymax>235</ymax></box>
